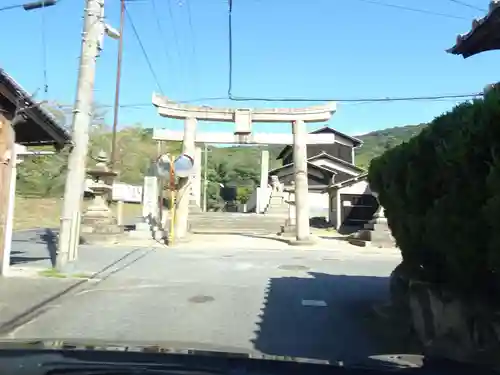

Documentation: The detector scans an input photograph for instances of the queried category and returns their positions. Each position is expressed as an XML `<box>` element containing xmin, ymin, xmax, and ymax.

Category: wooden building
<box><xmin>0</xmin><ymin>68</ymin><xmax>71</xmax><ymax>273</ymax></box>
<box><xmin>270</xmin><ymin>126</ymin><xmax>366</xmax><ymax>219</ymax></box>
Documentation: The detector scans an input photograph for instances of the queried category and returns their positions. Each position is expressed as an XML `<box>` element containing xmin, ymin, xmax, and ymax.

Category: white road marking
<box><xmin>301</xmin><ymin>299</ymin><xmax>327</xmax><ymax>307</ymax></box>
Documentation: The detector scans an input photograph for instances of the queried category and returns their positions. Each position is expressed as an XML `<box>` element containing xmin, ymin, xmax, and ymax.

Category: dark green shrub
<box><xmin>368</xmin><ymin>86</ymin><xmax>500</xmax><ymax>297</ymax></box>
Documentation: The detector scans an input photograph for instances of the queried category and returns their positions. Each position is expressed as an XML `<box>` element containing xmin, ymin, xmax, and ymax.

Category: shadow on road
<box><xmin>9</xmin><ymin>251</ymin><xmax>47</xmax><ymax>266</ymax></box>
<box><xmin>40</xmin><ymin>229</ymin><xmax>57</xmax><ymax>267</ymax></box>
<box><xmin>10</xmin><ymin>228</ymin><xmax>58</xmax><ymax>267</ymax></box>
<box><xmin>252</xmin><ymin>272</ymin><xmax>421</xmax><ymax>363</ymax></box>
<box><xmin>189</xmin><ymin>231</ymin><xmax>290</xmax><ymax>244</ymax></box>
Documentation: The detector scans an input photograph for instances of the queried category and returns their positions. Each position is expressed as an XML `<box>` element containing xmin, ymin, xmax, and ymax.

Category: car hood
<box><xmin>0</xmin><ymin>338</ymin><xmax>425</xmax><ymax>368</ymax></box>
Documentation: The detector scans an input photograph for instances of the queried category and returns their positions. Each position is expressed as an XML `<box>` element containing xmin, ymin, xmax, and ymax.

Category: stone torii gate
<box><xmin>152</xmin><ymin>93</ymin><xmax>337</xmax><ymax>244</ymax></box>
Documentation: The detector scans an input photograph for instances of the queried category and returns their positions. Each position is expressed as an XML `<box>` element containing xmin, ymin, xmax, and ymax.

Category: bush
<box><xmin>368</xmin><ymin>86</ymin><xmax>500</xmax><ymax>297</ymax></box>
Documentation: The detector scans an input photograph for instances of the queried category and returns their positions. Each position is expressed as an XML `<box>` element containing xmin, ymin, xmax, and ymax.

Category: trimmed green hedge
<box><xmin>368</xmin><ymin>86</ymin><xmax>500</xmax><ymax>296</ymax></box>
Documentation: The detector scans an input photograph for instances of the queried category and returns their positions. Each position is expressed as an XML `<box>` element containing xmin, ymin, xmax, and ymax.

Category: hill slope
<box><xmin>355</xmin><ymin>124</ymin><xmax>427</xmax><ymax>169</ymax></box>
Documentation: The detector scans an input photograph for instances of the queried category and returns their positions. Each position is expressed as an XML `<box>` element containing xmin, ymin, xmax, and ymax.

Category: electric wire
<box><xmin>229</xmin><ymin>93</ymin><xmax>483</xmax><ymax>103</ymax></box>
<box><xmin>227</xmin><ymin>0</ymin><xmax>233</xmax><ymax>98</ymax></box>
<box><xmin>40</xmin><ymin>1</ymin><xmax>49</xmax><ymax>95</ymax></box>
<box><xmin>167</xmin><ymin>0</ymin><xmax>183</xmax><ymax>79</ymax></box>
<box><xmin>351</xmin><ymin>0</ymin><xmax>470</xmax><ymax>20</ymax></box>
<box><xmin>77</xmin><ymin>93</ymin><xmax>481</xmax><ymax>109</ymax></box>
<box><xmin>184</xmin><ymin>0</ymin><xmax>200</xmax><ymax>94</ymax></box>
<box><xmin>124</xmin><ymin>3</ymin><xmax>165</xmax><ymax>93</ymax></box>
<box><xmin>447</xmin><ymin>0</ymin><xmax>486</xmax><ymax>12</ymax></box>
<box><xmin>150</xmin><ymin>0</ymin><xmax>176</xmax><ymax>88</ymax></box>
<box><xmin>226</xmin><ymin>0</ymin><xmax>480</xmax><ymax>103</ymax></box>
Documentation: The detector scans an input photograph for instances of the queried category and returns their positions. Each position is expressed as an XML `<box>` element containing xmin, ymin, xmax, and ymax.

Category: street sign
<box><xmin>112</xmin><ymin>182</ymin><xmax>142</xmax><ymax>203</ymax></box>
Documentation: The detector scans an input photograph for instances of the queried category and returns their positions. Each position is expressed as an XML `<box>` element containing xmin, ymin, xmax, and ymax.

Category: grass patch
<box><xmin>14</xmin><ymin>196</ymin><xmax>142</xmax><ymax>231</ymax></box>
<box><xmin>72</xmin><ymin>272</ymin><xmax>93</xmax><ymax>279</ymax></box>
<box><xmin>38</xmin><ymin>268</ymin><xmax>67</xmax><ymax>278</ymax></box>
<box><xmin>38</xmin><ymin>269</ymin><xmax>93</xmax><ymax>279</ymax></box>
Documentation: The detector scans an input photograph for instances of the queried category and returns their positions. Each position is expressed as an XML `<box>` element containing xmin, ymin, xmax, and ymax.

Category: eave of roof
<box><xmin>306</xmin><ymin>151</ymin><xmax>366</xmax><ymax>173</ymax></box>
<box><xmin>276</xmin><ymin>126</ymin><xmax>363</xmax><ymax>160</ymax></box>
<box><xmin>276</xmin><ymin>145</ymin><xmax>291</xmax><ymax>160</ymax></box>
<box><xmin>0</xmin><ymin>68</ymin><xmax>71</xmax><ymax>148</ymax></box>
<box><xmin>325</xmin><ymin>172</ymin><xmax>368</xmax><ymax>193</ymax></box>
<box><xmin>309</xmin><ymin>126</ymin><xmax>363</xmax><ymax>147</ymax></box>
<box><xmin>269</xmin><ymin>160</ymin><xmax>338</xmax><ymax>175</ymax></box>
<box><xmin>447</xmin><ymin>0</ymin><xmax>500</xmax><ymax>58</ymax></box>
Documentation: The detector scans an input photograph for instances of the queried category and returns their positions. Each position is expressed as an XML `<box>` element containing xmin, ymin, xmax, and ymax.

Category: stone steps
<box><xmin>264</xmin><ymin>194</ymin><xmax>289</xmax><ymax>216</ymax></box>
<box><xmin>188</xmin><ymin>212</ymin><xmax>283</xmax><ymax>235</ymax></box>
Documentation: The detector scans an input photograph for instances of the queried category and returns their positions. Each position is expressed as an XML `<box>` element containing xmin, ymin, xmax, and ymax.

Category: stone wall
<box><xmin>390</xmin><ymin>263</ymin><xmax>500</xmax><ymax>367</ymax></box>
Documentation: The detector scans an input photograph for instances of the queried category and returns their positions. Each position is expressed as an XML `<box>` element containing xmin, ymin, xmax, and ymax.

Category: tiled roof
<box><xmin>0</xmin><ymin>68</ymin><xmax>71</xmax><ymax>147</ymax></box>
<box><xmin>325</xmin><ymin>172</ymin><xmax>368</xmax><ymax>193</ymax></box>
<box><xmin>306</xmin><ymin>151</ymin><xmax>366</xmax><ymax>173</ymax></box>
<box><xmin>276</xmin><ymin>126</ymin><xmax>363</xmax><ymax>160</ymax></box>
<box><xmin>269</xmin><ymin>160</ymin><xmax>338</xmax><ymax>175</ymax></box>
<box><xmin>309</xmin><ymin>126</ymin><xmax>363</xmax><ymax>147</ymax></box>
<box><xmin>447</xmin><ymin>0</ymin><xmax>500</xmax><ymax>58</ymax></box>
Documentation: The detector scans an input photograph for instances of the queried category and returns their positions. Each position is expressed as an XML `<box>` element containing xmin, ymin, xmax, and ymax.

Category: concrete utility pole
<box><xmin>110</xmin><ymin>0</ymin><xmax>125</xmax><ymax>168</ymax></box>
<box><xmin>174</xmin><ymin>117</ymin><xmax>197</xmax><ymax>239</ymax></box>
<box><xmin>57</xmin><ymin>0</ymin><xmax>103</xmax><ymax>271</ymax></box>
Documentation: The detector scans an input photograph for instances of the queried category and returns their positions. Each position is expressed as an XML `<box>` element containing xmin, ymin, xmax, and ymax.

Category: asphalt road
<box><xmin>6</xmin><ymin>246</ymin><xmax>401</xmax><ymax>363</ymax></box>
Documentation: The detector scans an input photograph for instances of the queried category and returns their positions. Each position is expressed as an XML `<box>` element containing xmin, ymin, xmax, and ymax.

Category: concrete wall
<box><xmin>246</xmin><ymin>187</ymin><xmax>329</xmax><ymax>218</ymax></box>
<box><xmin>309</xmin><ymin>191</ymin><xmax>330</xmax><ymax>219</ymax></box>
<box><xmin>246</xmin><ymin>187</ymin><xmax>272</xmax><ymax>213</ymax></box>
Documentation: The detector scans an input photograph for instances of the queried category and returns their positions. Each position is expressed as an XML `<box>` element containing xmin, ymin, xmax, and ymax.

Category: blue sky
<box><xmin>1</xmin><ymin>0</ymin><xmax>498</xmax><ymax>136</ymax></box>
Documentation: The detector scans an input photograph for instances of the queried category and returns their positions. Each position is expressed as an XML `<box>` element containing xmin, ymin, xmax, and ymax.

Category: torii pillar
<box><xmin>152</xmin><ymin>94</ymin><xmax>336</xmax><ymax>244</ymax></box>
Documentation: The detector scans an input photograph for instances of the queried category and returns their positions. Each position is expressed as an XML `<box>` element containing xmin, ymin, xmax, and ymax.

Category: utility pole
<box><xmin>110</xmin><ymin>0</ymin><xmax>125</xmax><ymax>168</ymax></box>
<box><xmin>174</xmin><ymin>118</ymin><xmax>197</xmax><ymax>240</ymax></box>
<box><xmin>57</xmin><ymin>0</ymin><xmax>103</xmax><ymax>271</ymax></box>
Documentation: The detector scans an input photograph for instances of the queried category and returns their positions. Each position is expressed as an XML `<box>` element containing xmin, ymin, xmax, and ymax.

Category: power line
<box><xmin>351</xmin><ymin>0</ymin><xmax>469</xmax><ymax>20</ymax></box>
<box><xmin>184</xmin><ymin>0</ymin><xmax>200</xmax><ymax>94</ymax></box>
<box><xmin>227</xmin><ymin>0</ymin><xmax>233</xmax><ymax>98</ymax></box>
<box><xmin>229</xmin><ymin>93</ymin><xmax>483</xmax><ymax>103</ymax></box>
<box><xmin>82</xmin><ymin>93</ymin><xmax>482</xmax><ymax>108</ymax></box>
<box><xmin>51</xmin><ymin>97</ymin><xmax>232</xmax><ymax>109</ymax></box>
<box><xmin>0</xmin><ymin>3</ymin><xmax>24</xmax><ymax>12</ymax></box>
<box><xmin>150</xmin><ymin>0</ymin><xmax>176</xmax><ymax>87</ymax></box>
<box><xmin>226</xmin><ymin>0</ymin><xmax>477</xmax><ymax>103</ymax></box>
<box><xmin>124</xmin><ymin>4</ymin><xmax>164</xmax><ymax>93</ymax></box>
<box><xmin>447</xmin><ymin>0</ymin><xmax>486</xmax><ymax>12</ymax></box>
<box><xmin>40</xmin><ymin>0</ymin><xmax>49</xmax><ymax>95</ymax></box>
<box><xmin>167</xmin><ymin>0</ymin><xmax>183</xmax><ymax>78</ymax></box>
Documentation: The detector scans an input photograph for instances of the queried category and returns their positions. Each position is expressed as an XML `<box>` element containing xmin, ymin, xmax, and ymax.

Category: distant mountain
<box><xmin>355</xmin><ymin>124</ymin><xmax>427</xmax><ymax>169</ymax></box>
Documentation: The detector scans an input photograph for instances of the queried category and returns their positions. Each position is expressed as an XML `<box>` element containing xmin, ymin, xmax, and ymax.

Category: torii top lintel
<box><xmin>152</xmin><ymin>93</ymin><xmax>337</xmax><ymax>123</ymax></box>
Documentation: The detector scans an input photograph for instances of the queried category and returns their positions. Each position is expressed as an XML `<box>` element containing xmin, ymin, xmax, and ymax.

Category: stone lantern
<box><xmin>370</xmin><ymin>191</ymin><xmax>387</xmax><ymax>223</ymax></box>
<box><xmin>80</xmin><ymin>150</ymin><xmax>123</xmax><ymax>244</ymax></box>
<box><xmin>348</xmin><ymin>189</ymin><xmax>395</xmax><ymax>248</ymax></box>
